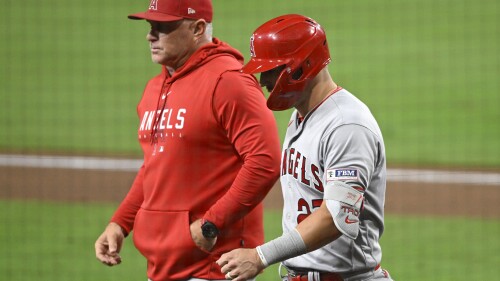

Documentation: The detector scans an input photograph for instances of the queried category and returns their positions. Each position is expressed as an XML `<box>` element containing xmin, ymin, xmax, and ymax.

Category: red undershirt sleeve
<box><xmin>202</xmin><ymin>71</ymin><xmax>281</xmax><ymax>229</ymax></box>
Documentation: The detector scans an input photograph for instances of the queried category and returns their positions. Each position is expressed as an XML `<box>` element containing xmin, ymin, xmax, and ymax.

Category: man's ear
<box><xmin>192</xmin><ymin>19</ymin><xmax>207</xmax><ymax>38</ymax></box>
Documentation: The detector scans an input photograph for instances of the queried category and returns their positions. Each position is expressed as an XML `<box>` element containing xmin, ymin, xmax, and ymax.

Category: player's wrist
<box><xmin>255</xmin><ymin>246</ymin><xmax>269</xmax><ymax>267</ymax></box>
<box><xmin>257</xmin><ymin>228</ymin><xmax>307</xmax><ymax>266</ymax></box>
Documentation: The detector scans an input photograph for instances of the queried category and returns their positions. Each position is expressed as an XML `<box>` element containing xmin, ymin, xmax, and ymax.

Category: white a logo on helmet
<box><xmin>149</xmin><ymin>0</ymin><xmax>158</xmax><ymax>10</ymax></box>
<box><xmin>188</xmin><ymin>8</ymin><xmax>196</xmax><ymax>15</ymax></box>
<box><xmin>250</xmin><ymin>35</ymin><xmax>256</xmax><ymax>57</ymax></box>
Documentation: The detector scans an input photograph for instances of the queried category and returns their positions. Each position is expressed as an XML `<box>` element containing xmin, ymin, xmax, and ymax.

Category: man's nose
<box><xmin>146</xmin><ymin>30</ymin><xmax>157</xmax><ymax>41</ymax></box>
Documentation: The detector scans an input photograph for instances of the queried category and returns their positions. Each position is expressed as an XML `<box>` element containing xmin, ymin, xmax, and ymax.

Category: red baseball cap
<box><xmin>128</xmin><ymin>0</ymin><xmax>213</xmax><ymax>23</ymax></box>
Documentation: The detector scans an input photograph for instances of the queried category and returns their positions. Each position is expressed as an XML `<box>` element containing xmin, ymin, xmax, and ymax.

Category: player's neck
<box><xmin>296</xmin><ymin>69</ymin><xmax>337</xmax><ymax>117</ymax></box>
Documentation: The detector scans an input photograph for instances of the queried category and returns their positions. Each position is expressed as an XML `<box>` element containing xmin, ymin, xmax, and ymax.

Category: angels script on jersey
<box><xmin>138</xmin><ymin>108</ymin><xmax>186</xmax><ymax>140</ymax></box>
<box><xmin>282</xmin><ymin>148</ymin><xmax>323</xmax><ymax>191</ymax></box>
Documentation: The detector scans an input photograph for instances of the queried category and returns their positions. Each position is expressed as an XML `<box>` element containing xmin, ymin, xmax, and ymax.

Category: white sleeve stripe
<box><xmin>255</xmin><ymin>246</ymin><xmax>269</xmax><ymax>267</ymax></box>
<box><xmin>324</xmin><ymin>181</ymin><xmax>363</xmax><ymax>208</ymax></box>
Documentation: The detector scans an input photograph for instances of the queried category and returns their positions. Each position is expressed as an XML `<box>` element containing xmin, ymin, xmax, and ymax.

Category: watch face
<box><xmin>202</xmin><ymin>222</ymin><xmax>219</xmax><ymax>238</ymax></box>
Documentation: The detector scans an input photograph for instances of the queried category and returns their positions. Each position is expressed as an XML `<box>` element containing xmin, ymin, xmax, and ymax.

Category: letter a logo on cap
<box><xmin>149</xmin><ymin>0</ymin><xmax>158</xmax><ymax>11</ymax></box>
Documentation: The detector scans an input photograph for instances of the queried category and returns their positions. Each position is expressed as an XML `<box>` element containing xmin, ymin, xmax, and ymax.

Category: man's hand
<box><xmin>190</xmin><ymin>219</ymin><xmax>217</xmax><ymax>252</ymax></box>
<box><xmin>95</xmin><ymin>222</ymin><xmax>124</xmax><ymax>266</ymax></box>
<box><xmin>216</xmin><ymin>248</ymin><xmax>265</xmax><ymax>281</ymax></box>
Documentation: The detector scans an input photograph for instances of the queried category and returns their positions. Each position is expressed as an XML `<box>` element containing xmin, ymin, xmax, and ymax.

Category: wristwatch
<box><xmin>201</xmin><ymin>219</ymin><xmax>219</xmax><ymax>239</ymax></box>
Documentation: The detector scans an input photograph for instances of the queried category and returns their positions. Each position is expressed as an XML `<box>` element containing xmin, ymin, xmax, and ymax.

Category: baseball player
<box><xmin>216</xmin><ymin>14</ymin><xmax>393</xmax><ymax>281</ymax></box>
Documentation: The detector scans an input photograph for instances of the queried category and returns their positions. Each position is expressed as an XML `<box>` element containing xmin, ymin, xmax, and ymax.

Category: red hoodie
<box><xmin>110</xmin><ymin>38</ymin><xmax>281</xmax><ymax>280</ymax></box>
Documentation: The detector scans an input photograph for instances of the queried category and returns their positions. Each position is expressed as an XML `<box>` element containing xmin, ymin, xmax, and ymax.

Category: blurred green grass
<box><xmin>1</xmin><ymin>0</ymin><xmax>499</xmax><ymax>167</ymax></box>
<box><xmin>1</xmin><ymin>200</ymin><xmax>498</xmax><ymax>281</ymax></box>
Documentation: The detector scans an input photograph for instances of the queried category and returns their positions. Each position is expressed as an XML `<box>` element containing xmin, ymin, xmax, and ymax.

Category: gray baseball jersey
<box><xmin>280</xmin><ymin>87</ymin><xmax>387</xmax><ymax>274</ymax></box>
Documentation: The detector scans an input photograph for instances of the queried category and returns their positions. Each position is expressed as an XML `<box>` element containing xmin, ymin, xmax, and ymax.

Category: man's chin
<box><xmin>151</xmin><ymin>58</ymin><xmax>165</xmax><ymax>65</ymax></box>
<box><xmin>150</xmin><ymin>54</ymin><xmax>164</xmax><ymax>64</ymax></box>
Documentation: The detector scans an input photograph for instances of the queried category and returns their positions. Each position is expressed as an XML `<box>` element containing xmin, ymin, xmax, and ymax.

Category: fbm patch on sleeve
<box><xmin>326</xmin><ymin>168</ymin><xmax>360</xmax><ymax>182</ymax></box>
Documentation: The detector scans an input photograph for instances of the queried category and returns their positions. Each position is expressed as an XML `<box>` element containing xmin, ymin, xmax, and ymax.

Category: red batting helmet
<box><xmin>242</xmin><ymin>14</ymin><xmax>331</xmax><ymax>110</ymax></box>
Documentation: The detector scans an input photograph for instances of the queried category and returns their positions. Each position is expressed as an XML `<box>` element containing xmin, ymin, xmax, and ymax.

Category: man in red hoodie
<box><xmin>94</xmin><ymin>1</ymin><xmax>281</xmax><ymax>280</ymax></box>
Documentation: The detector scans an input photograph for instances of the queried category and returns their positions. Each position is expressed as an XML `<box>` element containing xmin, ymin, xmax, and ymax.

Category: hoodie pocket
<box><xmin>133</xmin><ymin>208</ymin><xmax>209</xmax><ymax>269</ymax></box>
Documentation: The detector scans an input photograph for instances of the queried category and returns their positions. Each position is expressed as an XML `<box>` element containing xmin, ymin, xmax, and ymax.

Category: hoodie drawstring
<box><xmin>150</xmin><ymin>78</ymin><xmax>171</xmax><ymax>144</ymax></box>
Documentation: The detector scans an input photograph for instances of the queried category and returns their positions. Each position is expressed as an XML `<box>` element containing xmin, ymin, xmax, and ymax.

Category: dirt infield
<box><xmin>1</xmin><ymin>165</ymin><xmax>499</xmax><ymax>219</ymax></box>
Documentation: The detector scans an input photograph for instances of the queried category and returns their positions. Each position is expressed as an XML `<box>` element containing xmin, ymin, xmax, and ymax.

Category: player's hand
<box><xmin>216</xmin><ymin>248</ymin><xmax>265</xmax><ymax>281</ymax></box>
<box><xmin>190</xmin><ymin>219</ymin><xmax>217</xmax><ymax>252</ymax></box>
<box><xmin>95</xmin><ymin>222</ymin><xmax>124</xmax><ymax>266</ymax></box>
